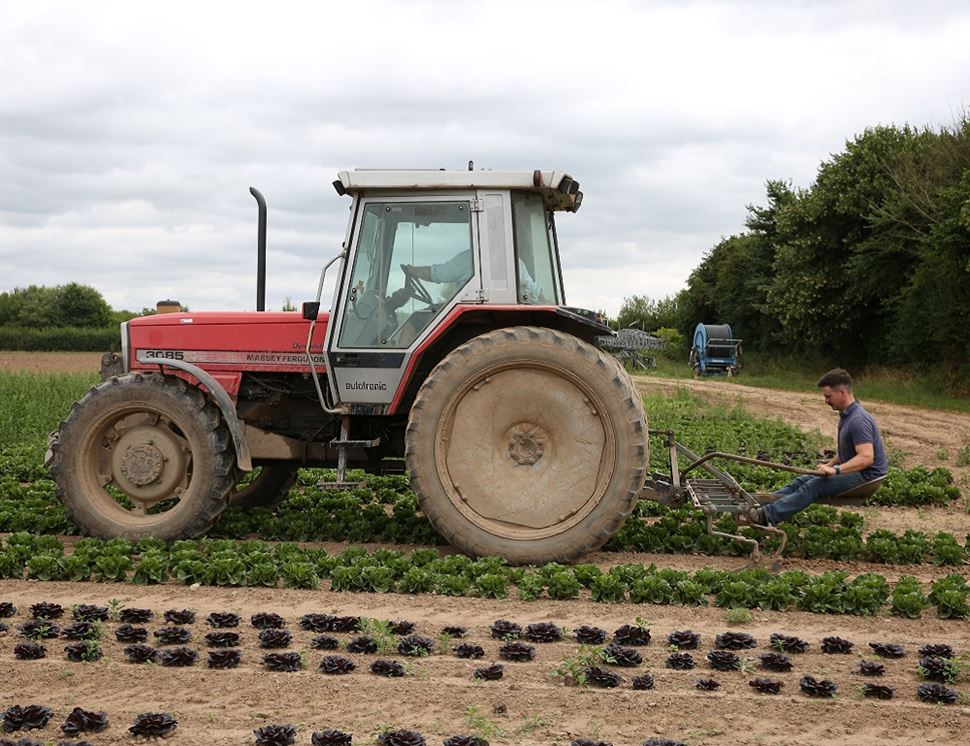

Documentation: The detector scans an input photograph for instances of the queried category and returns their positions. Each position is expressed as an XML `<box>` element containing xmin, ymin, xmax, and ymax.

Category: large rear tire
<box><xmin>405</xmin><ymin>326</ymin><xmax>647</xmax><ymax>564</ymax></box>
<box><xmin>49</xmin><ymin>372</ymin><xmax>238</xmax><ymax>540</ymax></box>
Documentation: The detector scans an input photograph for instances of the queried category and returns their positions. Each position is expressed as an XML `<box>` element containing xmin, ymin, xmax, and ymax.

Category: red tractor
<box><xmin>47</xmin><ymin>169</ymin><xmax>648</xmax><ymax>564</ymax></box>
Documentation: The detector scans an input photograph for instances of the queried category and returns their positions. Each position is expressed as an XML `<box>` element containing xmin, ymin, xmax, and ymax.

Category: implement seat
<box><xmin>818</xmin><ymin>475</ymin><xmax>886</xmax><ymax>506</ymax></box>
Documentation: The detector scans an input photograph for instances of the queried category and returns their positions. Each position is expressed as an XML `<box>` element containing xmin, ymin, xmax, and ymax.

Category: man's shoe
<box><xmin>745</xmin><ymin>506</ymin><xmax>769</xmax><ymax>525</ymax></box>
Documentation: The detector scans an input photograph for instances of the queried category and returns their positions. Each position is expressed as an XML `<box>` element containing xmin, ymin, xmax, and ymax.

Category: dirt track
<box><xmin>2</xmin><ymin>356</ymin><xmax>969</xmax><ymax>744</ymax></box>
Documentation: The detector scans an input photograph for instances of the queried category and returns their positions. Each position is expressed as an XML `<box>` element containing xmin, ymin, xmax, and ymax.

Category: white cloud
<box><xmin>1</xmin><ymin>0</ymin><xmax>968</xmax><ymax>316</ymax></box>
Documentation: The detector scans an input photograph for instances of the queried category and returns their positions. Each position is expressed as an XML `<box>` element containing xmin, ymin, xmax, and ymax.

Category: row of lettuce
<box><xmin>610</xmin><ymin>501</ymin><xmax>969</xmax><ymax>565</ymax></box>
<box><xmin>0</xmin><ymin>383</ymin><xmax>964</xmax><ymax>574</ymax></box>
<box><xmin>1</xmin><ymin>465</ymin><xmax>966</xmax><ymax>567</ymax></box>
<box><xmin>0</xmin><ymin>533</ymin><xmax>967</xmax><ymax>621</ymax></box>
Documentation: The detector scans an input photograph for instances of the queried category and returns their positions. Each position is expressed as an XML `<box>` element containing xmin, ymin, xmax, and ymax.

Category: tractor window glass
<box><xmin>511</xmin><ymin>192</ymin><xmax>559</xmax><ymax>305</ymax></box>
<box><xmin>338</xmin><ymin>201</ymin><xmax>473</xmax><ymax>349</ymax></box>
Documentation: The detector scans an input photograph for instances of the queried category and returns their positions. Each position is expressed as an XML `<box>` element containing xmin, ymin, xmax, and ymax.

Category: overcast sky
<box><xmin>2</xmin><ymin>0</ymin><xmax>968</xmax><ymax>318</ymax></box>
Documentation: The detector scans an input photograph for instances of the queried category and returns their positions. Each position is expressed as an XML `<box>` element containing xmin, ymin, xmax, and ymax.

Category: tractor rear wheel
<box><xmin>405</xmin><ymin>326</ymin><xmax>647</xmax><ymax>564</ymax></box>
<box><xmin>230</xmin><ymin>465</ymin><xmax>299</xmax><ymax>509</ymax></box>
<box><xmin>49</xmin><ymin>372</ymin><xmax>238</xmax><ymax>540</ymax></box>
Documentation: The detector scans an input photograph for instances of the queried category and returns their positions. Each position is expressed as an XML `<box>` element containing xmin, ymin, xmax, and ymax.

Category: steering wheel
<box><xmin>400</xmin><ymin>264</ymin><xmax>435</xmax><ymax>306</ymax></box>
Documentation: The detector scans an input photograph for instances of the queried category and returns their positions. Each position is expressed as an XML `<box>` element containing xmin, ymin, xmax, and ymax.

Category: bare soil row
<box><xmin>1</xmin><ymin>580</ymin><xmax>968</xmax><ymax>746</ymax></box>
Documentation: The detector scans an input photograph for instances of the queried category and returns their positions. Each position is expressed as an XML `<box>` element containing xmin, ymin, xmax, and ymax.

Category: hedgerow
<box><xmin>0</xmin><ymin>326</ymin><xmax>118</xmax><ymax>352</ymax></box>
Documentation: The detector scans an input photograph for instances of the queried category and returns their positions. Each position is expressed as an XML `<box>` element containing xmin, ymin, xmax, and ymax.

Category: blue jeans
<box><xmin>762</xmin><ymin>472</ymin><xmax>868</xmax><ymax>524</ymax></box>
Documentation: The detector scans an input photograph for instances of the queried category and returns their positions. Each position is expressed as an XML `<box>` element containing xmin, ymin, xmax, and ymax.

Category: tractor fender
<box><xmin>135</xmin><ymin>354</ymin><xmax>253</xmax><ymax>471</ymax></box>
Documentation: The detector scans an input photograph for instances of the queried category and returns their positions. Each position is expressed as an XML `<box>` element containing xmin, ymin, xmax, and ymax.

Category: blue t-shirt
<box><xmin>837</xmin><ymin>401</ymin><xmax>888</xmax><ymax>480</ymax></box>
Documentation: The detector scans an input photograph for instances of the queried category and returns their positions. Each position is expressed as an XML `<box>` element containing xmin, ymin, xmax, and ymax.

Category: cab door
<box><xmin>325</xmin><ymin>195</ymin><xmax>481</xmax><ymax>407</ymax></box>
<box><xmin>475</xmin><ymin>190</ymin><xmax>517</xmax><ymax>304</ymax></box>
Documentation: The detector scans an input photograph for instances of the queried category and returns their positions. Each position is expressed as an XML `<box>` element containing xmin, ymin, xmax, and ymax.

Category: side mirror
<box><xmin>302</xmin><ymin>301</ymin><xmax>320</xmax><ymax>321</ymax></box>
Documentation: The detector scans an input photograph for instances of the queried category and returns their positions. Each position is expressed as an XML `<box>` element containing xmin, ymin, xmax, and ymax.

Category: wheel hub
<box><xmin>507</xmin><ymin>423</ymin><xmax>546</xmax><ymax>466</ymax></box>
<box><xmin>109</xmin><ymin>423</ymin><xmax>188</xmax><ymax>502</ymax></box>
<box><xmin>438</xmin><ymin>364</ymin><xmax>612</xmax><ymax>534</ymax></box>
<box><xmin>120</xmin><ymin>443</ymin><xmax>164</xmax><ymax>486</ymax></box>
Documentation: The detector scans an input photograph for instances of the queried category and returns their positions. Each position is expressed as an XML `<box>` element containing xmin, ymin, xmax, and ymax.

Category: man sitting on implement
<box><xmin>750</xmin><ymin>368</ymin><xmax>888</xmax><ymax>526</ymax></box>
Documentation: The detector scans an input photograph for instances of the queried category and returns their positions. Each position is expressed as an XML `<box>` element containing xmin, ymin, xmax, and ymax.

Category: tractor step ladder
<box><xmin>317</xmin><ymin>415</ymin><xmax>381</xmax><ymax>491</ymax></box>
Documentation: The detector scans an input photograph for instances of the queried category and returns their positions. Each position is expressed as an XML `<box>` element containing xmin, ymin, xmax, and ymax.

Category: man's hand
<box><xmin>817</xmin><ymin>464</ymin><xmax>837</xmax><ymax>476</ymax></box>
<box><xmin>386</xmin><ymin>287</ymin><xmax>411</xmax><ymax>310</ymax></box>
<box><xmin>401</xmin><ymin>264</ymin><xmax>432</xmax><ymax>281</ymax></box>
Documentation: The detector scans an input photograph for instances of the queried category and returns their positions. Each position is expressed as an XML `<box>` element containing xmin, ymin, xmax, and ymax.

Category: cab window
<box><xmin>338</xmin><ymin>201</ymin><xmax>473</xmax><ymax>348</ymax></box>
<box><xmin>511</xmin><ymin>191</ymin><xmax>560</xmax><ymax>305</ymax></box>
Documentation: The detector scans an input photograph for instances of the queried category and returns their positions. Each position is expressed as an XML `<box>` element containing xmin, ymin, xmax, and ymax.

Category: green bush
<box><xmin>0</xmin><ymin>326</ymin><xmax>118</xmax><ymax>351</ymax></box>
<box><xmin>653</xmin><ymin>326</ymin><xmax>686</xmax><ymax>358</ymax></box>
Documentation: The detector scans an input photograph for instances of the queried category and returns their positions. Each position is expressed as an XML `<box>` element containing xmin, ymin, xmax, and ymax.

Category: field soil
<box><xmin>0</xmin><ymin>351</ymin><xmax>103</xmax><ymax>375</ymax></box>
<box><xmin>1</xmin><ymin>579</ymin><xmax>968</xmax><ymax>746</ymax></box>
<box><xmin>1</xmin><ymin>355</ymin><xmax>969</xmax><ymax>744</ymax></box>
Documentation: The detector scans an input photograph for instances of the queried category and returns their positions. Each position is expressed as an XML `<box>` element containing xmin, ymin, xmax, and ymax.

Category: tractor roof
<box><xmin>334</xmin><ymin>169</ymin><xmax>582</xmax><ymax>211</ymax></box>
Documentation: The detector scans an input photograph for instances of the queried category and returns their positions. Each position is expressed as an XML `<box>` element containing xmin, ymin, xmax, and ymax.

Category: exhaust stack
<box><xmin>250</xmin><ymin>186</ymin><xmax>267</xmax><ymax>311</ymax></box>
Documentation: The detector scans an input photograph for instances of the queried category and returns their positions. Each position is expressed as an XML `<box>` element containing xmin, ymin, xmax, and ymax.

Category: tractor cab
<box><xmin>321</xmin><ymin>169</ymin><xmax>584</xmax><ymax>407</ymax></box>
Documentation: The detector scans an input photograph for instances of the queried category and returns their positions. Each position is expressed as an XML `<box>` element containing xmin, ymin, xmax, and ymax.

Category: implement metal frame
<box><xmin>596</xmin><ymin>328</ymin><xmax>665</xmax><ymax>371</ymax></box>
<box><xmin>646</xmin><ymin>429</ymin><xmax>823</xmax><ymax>561</ymax></box>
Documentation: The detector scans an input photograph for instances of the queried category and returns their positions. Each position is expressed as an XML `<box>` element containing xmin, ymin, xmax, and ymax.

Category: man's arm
<box><xmin>517</xmin><ymin>258</ymin><xmax>545</xmax><ymax>304</ymax></box>
<box><xmin>818</xmin><ymin>443</ymin><xmax>875</xmax><ymax>476</ymax></box>
<box><xmin>402</xmin><ymin>248</ymin><xmax>473</xmax><ymax>285</ymax></box>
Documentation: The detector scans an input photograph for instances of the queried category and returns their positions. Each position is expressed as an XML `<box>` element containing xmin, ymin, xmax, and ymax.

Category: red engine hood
<box><xmin>128</xmin><ymin>311</ymin><xmax>329</xmax><ymax>374</ymax></box>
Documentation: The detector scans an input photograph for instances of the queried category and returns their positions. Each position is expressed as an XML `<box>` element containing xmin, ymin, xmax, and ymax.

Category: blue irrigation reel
<box><xmin>689</xmin><ymin>323</ymin><xmax>742</xmax><ymax>377</ymax></box>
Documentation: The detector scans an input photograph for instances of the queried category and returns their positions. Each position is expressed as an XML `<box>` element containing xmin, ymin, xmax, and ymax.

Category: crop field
<box><xmin>1</xmin><ymin>353</ymin><xmax>969</xmax><ymax>745</ymax></box>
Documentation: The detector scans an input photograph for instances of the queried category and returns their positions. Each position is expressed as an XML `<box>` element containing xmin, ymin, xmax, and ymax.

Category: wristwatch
<box><xmin>834</xmin><ymin>465</ymin><xmax>841</xmax><ymax>475</ymax></box>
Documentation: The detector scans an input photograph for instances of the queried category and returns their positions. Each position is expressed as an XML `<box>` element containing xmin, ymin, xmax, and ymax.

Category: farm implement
<box><xmin>595</xmin><ymin>327</ymin><xmax>664</xmax><ymax>371</ymax></box>
<box><xmin>642</xmin><ymin>429</ymin><xmax>884</xmax><ymax>561</ymax></box>
<box><xmin>46</xmin><ymin>168</ymin><xmax>647</xmax><ymax>565</ymax></box>
<box><xmin>689</xmin><ymin>322</ymin><xmax>742</xmax><ymax>377</ymax></box>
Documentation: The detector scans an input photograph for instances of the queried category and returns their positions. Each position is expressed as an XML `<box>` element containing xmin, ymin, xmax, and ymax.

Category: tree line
<box><xmin>7</xmin><ymin>118</ymin><xmax>970</xmax><ymax>374</ymax></box>
<box><xmin>619</xmin><ymin>116</ymin><xmax>970</xmax><ymax>380</ymax></box>
<box><xmin>0</xmin><ymin>284</ymin><xmax>147</xmax><ymax>329</ymax></box>
<box><xmin>0</xmin><ymin>284</ymin><xmax>172</xmax><ymax>351</ymax></box>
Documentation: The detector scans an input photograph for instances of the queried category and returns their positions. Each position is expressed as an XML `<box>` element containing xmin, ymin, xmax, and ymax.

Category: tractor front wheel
<box><xmin>49</xmin><ymin>372</ymin><xmax>238</xmax><ymax>540</ymax></box>
<box><xmin>405</xmin><ymin>326</ymin><xmax>647</xmax><ymax>564</ymax></box>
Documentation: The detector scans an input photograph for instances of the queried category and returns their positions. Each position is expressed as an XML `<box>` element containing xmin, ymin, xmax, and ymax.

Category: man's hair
<box><xmin>817</xmin><ymin>368</ymin><xmax>853</xmax><ymax>391</ymax></box>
